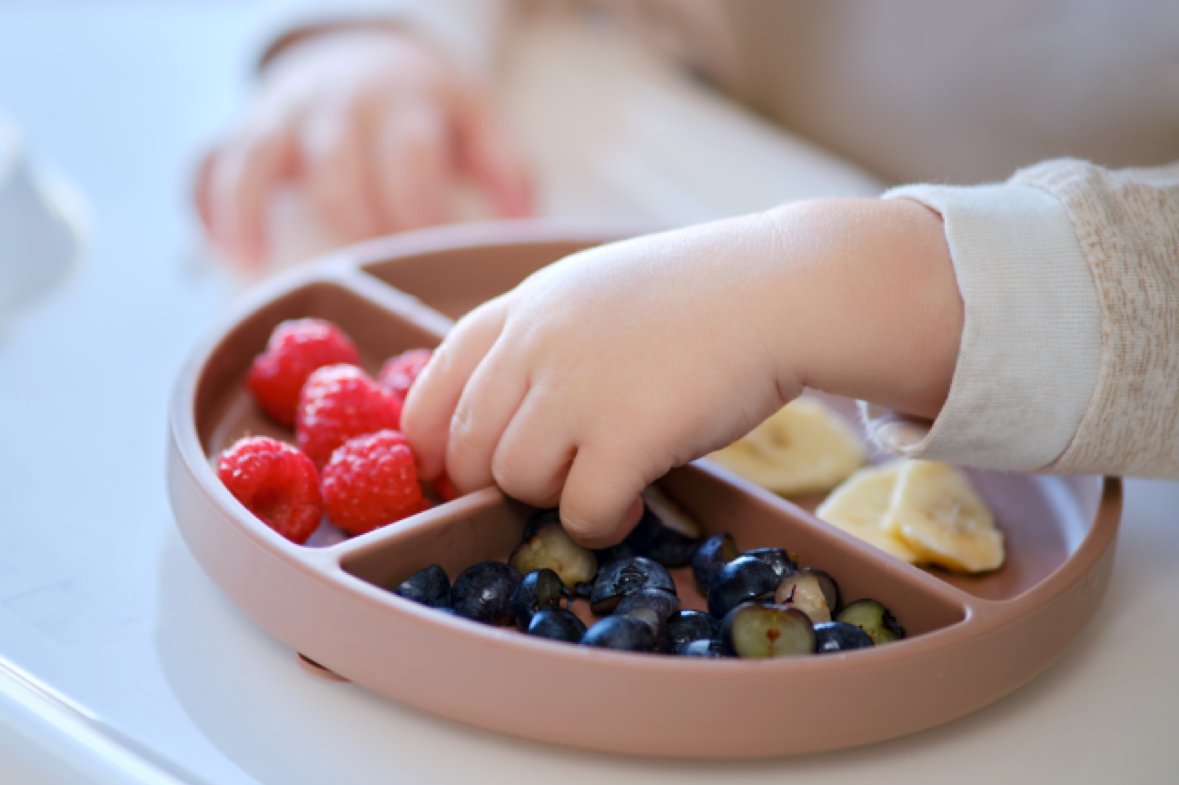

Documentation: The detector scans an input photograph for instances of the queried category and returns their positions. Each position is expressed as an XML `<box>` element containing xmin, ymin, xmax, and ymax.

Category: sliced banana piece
<box><xmin>707</xmin><ymin>398</ymin><xmax>866</xmax><ymax>496</ymax></box>
<box><xmin>883</xmin><ymin>460</ymin><xmax>1005</xmax><ymax>573</ymax></box>
<box><xmin>814</xmin><ymin>462</ymin><xmax>920</xmax><ymax>562</ymax></box>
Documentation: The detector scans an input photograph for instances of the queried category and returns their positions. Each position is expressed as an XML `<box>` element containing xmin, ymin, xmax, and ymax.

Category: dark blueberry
<box><xmin>509</xmin><ymin>568</ymin><xmax>568</xmax><ymax>630</ymax></box>
<box><xmin>813</xmin><ymin>621</ymin><xmax>875</xmax><ymax>653</ymax></box>
<box><xmin>392</xmin><ymin>564</ymin><xmax>451</xmax><ymax>608</ymax></box>
<box><xmin>743</xmin><ymin>548</ymin><xmax>797</xmax><ymax>581</ymax></box>
<box><xmin>616</xmin><ymin>503</ymin><xmax>662</xmax><ymax>554</ymax></box>
<box><xmin>707</xmin><ymin>555</ymin><xmax>779</xmax><ymax>619</ymax></box>
<box><xmin>640</xmin><ymin>487</ymin><xmax>702</xmax><ymax>541</ymax></box>
<box><xmin>614</xmin><ymin>590</ymin><xmax>679</xmax><ymax>651</ymax></box>
<box><xmin>617</xmin><ymin>489</ymin><xmax>703</xmax><ymax>568</ymax></box>
<box><xmin>519</xmin><ymin>508</ymin><xmax>561</xmax><ymax>542</ymax></box>
<box><xmin>691</xmin><ymin>532</ymin><xmax>738</xmax><ymax>594</ymax></box>
<box><xmin>619</xmin><ymin>606</ymin><xmax>668</xmax><ymax>650</ymax></box>
<box><xmin>644</xmin><ymin>528</ymin><xmax>702</xmax><ymax>568</ymax></box>
<box><xmin>807</xmin><ymin>568</ymin><xmax>841</xmax><ymax>613</ymax></box>
<box><xmin>675</xmin><ymin>638</ymin><xmax>726</xmax><ymax>658</ymax></box>
<box><xmin>773</xmin><ymin>568</ymin><xmax>839</xmax><ymax>622</ymax></box>
<box><xmin>581</xmin><ymin>616</ymin><xmax>656</xmax><ymax>652</ymax></box>
<box><xmin>836</xmin><ymin>599</ymin><xmax>905</xmax><ymax>644</ymax></box>
<box><xmin>721</xmin><ymin>603</ymin><xmax>815</xmax><ymax>658</ymax></box>
<box><xmin>526</xmin><ymin>607</ymin><xmax>587</xmax><ymax>643</ymax></box>
<box><xmin>509</xmin><ymin>512</ymin><xmax>598</xmax><ymax>590</ymax></box>
<box><xmin>614</xmin><ymin>588</ymin><xmax>680</xmax><ymax>621</ymax></box>
<box><xmin>589</xmin><ymin>556</ymin><xmax>676</xmax><ymax>615</ymax></box>
<box><xmin>593</xmin><ymin>540</ymin><xmax>638</xmax><ymax>567</ymax></box>
<box><xmin>451</xmin><ymin>561</ymin><xmax>520</xmax><ymax>625</ymax></box>
<box><xmin>666</xmin><ymin>610</ymin><xmax>720</xmax><ymax>651</ymax></box>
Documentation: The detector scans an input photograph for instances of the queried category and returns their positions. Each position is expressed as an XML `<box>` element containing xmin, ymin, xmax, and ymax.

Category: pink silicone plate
<box><xmin>167</xmin><ymin>222</ymin><xmax>1121</xmax><ymax>758</ymax></box>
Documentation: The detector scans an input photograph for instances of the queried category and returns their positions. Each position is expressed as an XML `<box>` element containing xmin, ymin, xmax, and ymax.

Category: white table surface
<box><xmin>0</xmin><ymin>3</ymin><xmax>1176</xmax><ymax>783</ymax></box>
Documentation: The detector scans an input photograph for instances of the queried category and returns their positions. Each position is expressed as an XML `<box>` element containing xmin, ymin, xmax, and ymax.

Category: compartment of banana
<box><xmin>706</xmin><ymin>399</ymin><xmax>1005</xmax><ymax>574</ymax></box>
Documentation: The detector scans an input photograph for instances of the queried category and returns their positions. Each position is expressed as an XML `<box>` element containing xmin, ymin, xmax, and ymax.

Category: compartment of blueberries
<box><xmin>392</xmin><ymin>487</ymin><xmax>904</xmax><ymax>658</ymax></box>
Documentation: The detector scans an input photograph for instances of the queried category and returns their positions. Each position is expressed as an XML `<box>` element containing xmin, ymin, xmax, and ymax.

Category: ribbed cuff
<box><xmin>247</xmin><ymin>0</ymin><xmax>504</xmax><ymax>76</ymax></box>
<box><xmin>863</xmin><ymin>182</ymin><xmax>1101</xmax><ymax>470</ymax></box>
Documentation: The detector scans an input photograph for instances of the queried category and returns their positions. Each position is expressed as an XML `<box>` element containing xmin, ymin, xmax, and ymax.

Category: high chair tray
<box><xmin>167</xmin><ymin>221</ymin><xmax>1121</xmax><ymax>758</ymax></box>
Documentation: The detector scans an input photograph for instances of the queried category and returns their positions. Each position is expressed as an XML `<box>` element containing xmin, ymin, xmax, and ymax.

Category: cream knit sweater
<box><xmin>872</xmin><ymin>161</ymin><xmax>1179</xmax><ymax>477</ymax></box>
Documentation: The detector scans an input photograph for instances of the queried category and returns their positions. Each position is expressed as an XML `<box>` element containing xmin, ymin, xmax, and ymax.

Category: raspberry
<box><xmin>296</xmin><ymin>364</ymin><xmax>402</xmax><ymax>467</ymax></box>
<box><xmin>247</xmin><ymin>318</ymin><xmax>360</xmax><ymax>427</ymax></box>
<box><xmin>431</xmin><ymin>473</ymin><xmax>460</xmax><ymax>503</ymax></box>
<box><xmin>377</xmin><ymin>348</ymin><xmax>433</xmax><ymax>403</ymax></box>
<box><xmin>321</xmin><ymin>430</ymin><xmax>426</xmax><ymax>534</ymax></box>
<box><xmin>216</xmin><ymin>436</ymin><xmax>323</xmax><ymax>544</ymax></box>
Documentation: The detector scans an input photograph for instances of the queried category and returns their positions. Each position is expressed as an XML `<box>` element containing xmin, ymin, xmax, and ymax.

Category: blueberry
<box><xmin>581</xmin><ymin>616</ymin><xmax>656</xmax><ymax>652</ymax></box>
<box><xmin>743</xmin><ymin>548</ymin><xmax>797</xmax><ymax>581</ymax></box>
<box><xmin>510</xmin><ymin>510</ymin><xmax>598</xmax><ymax>592</ymax></box>
<box><xmin>773</xmin><ymin>568</ymin><xmax>840</xmax><ymax>622</ymax></box>
<box><xmin>707</xmin><ymin>555</ymin><xmax>778</xmax><ymax>620</ymax></box>
<box><xmin>643</xmin><ymin>527</ymin><xmax>702</xmax><ymax>568</ymax></box>
<box><xmin>509</xmin><ymin>568</ymin><xmax>568</xmax><ymax>630</ymax></box>
<box><xmin>589</xmin><ymin>556</ymin><xmax>676</xmax><ymax>615</ymax></box>
<box><xmin>614</xmin><ymin>588</ymin><xmax>680</xmax><ymax>621</ymax></box>
<box><xmin>614</xmin><ymin>589</ymin><xmax>679</xmax><ymax>650</ymax></box>
<box><xmin>808</xmin><ymin>568</ymin><xmax>841</xmax><ymax>612</ymax></box>
<box><xmin>526</xmin><ymin>607</ymin><xmax>587</xmax><ymax>643</ymax></box>
<box><xmin>451</xmin><ymin>561</ymin><xmax>520</xmax><ymax>625</ymax></box>
<box><xmin>675</xmin><ymin>638</ymin><xmax>726</xmax><ymax>658</ymax></box>
<box><xmin>692</xmin><ymin>532</ymin><xmax>738</xmax><ymax>594</ymax></box>
<box><xmin>836</xmin><ymin>599</ymin><xmax>905</xmax><ymax>644</ymax></box>
<box><xmin>519</xmin><ymin>508</ymin><xmax>561</xmax><ymax>542</ymax></box>
<box><xmin>392</xmin><ymin>564</ymin><xmax>451</xmax><ymax>608</ymax></box>
<box><xmin>619</xmin><ymin>492</ymin><xmax>702</xmax><ymax>568</ymax></box>
<box><xmin>813</xmin><ymin>621</ymin><xmax>875</xmax><ymax>653</ymax></box>
<box><xmin>666</xmin><ymin>610</ymin><xmax>720</xmax><ymax>651</ymax></box>
<box><xmin>721</xmin><ymin>603</ymin><xmax>815</xmax><ymax>658</ymax></box>
<box><xmin>593</xmin><ymin>540</ymin><xmax>638</xmax><ymax>567</ymax></box>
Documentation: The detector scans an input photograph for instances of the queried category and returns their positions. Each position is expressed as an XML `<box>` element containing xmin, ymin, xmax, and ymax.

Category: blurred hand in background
<box><xmin>194</xmin><ymin>26</ymin><xmax>532</xmax><ymax>267</ymax></box>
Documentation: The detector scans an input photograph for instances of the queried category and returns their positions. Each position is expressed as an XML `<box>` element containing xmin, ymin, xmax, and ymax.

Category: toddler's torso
<box><xmin>610</xmin><ymin>0</ymin><xmax>1179</xmax><ymax>183</ymax></box>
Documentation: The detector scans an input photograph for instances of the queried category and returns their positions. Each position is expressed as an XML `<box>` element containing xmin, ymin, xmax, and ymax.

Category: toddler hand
<box><xmin>403</xmin><ymin>211</ymin><xmax>813</xmax><ymax>547</ymax></box>
<box><xmin>195</xmin><ymin>28</ymin><xmax>532</xmax><ymax>266</ymax></box>
<box><xmin>403</xmin><ymin>199</ymin><xmax>961</xmax><ymax>547</ymax></box>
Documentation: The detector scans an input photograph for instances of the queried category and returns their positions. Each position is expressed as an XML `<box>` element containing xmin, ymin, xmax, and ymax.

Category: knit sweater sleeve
<box><xmin>245</xmin><ymin>0</ymin><xmax>510</xmax><ymax>76</ymax></box>
<box><xmin>864</xmin><ymin>158</ymin><xmax>1179</xmax><ymax>478</ymax></box>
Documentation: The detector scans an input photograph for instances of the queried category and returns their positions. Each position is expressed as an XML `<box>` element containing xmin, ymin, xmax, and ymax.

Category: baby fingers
<box><xmin>402</xmin><ymin>297</ymin><xmax>508</xmax><ymax>480</ymax></box>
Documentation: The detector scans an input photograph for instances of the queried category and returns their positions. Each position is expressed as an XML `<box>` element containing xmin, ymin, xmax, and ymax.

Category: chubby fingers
<box><xmin>299</xmin><ymin>106</ymin><xmax>382</xmax><ymax>243</ymax></box>
<box><xmin>493</xmin><ymin>395</ymin><xmax>648</xmax><ymax>547</ymax></box>
<box><xmin>455</xmin><ymin>91</ymin><xmax>533</xmax><ymax>219</ymax></box>
<box><xmin>371</xmin><ymin>106</ymin><xmax>452</xmax><ymax>232</ymax></box>
<box><xmin>202</xmin><ymin>126</ymin><xmax>296</xmax><ymax>266</ymax></box>
<box><xmin>402</xmin><ymin>297</ymin><xmax>508</xmax><ymax>480</ymax></box>
<box><xmin>560</xmin><ymin>451</ymin><xmax>647</xmax><ymax>548</ymax></box>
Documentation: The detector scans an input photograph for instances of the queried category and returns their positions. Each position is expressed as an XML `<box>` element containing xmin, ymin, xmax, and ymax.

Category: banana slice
<box><xmin>814</xmin><ymin>462</ymin><xmax>920</xmax><ymax>562</ymax></box>
<box><xmin>883</xmin><ymin>460</ymin><xmax>1005</xmax><ymax>573</ymax></box>
<box><xmin>707</xmin><ymin>399</ymin><xmax>866</xmax><ymax>496</ymax></box>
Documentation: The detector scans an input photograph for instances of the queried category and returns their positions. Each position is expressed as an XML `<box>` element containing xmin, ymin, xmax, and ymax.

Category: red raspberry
<box><xmin>216</xmin><ymin>436</ymin><xmax>323</xmax><ymax>544</ymax></box>
<box><xmin>377</xmin><ymin>348</ymin><xmax>433</xmax><ymax>403</ymax></box>
<box><xmin>321</xmin><ymin>430</ymin><xmax>426</xmax><ymax>534</ymax></box>
<box><xmin>247</xmin><ymin>318</ymin><xmax>360</xmax><ymax>427</ymax></box>
<box><xmin>296</xmin><ymin>364</ymin><xmax>402</xmax><ymax>467</ymax></box>
<box><xmin>431</xmin><ymin>473</ymin><xmax>460</xmax><ymax>502</ymax></box>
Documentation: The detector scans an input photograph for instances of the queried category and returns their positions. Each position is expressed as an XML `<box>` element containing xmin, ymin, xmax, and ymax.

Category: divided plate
<box><xmin>167</xmin><ymin>222</ymin><xmax>1122</xmax><ymax>758</ymax></box>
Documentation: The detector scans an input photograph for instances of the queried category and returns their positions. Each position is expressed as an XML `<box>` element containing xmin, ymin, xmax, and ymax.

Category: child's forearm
<box><xmin>760</xmin><ymin>198</ymin><xmax>962</xmax><ymax>422</ymax></box>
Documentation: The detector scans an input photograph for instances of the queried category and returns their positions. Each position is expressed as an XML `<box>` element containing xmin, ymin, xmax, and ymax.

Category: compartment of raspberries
<box><xmin>216</xmin><ymin>318</ymin><xmax>445</xmax><ymax>545</ymax></box>
<box><xmin>391</xmin><ymin>491</ymin><xmax>905</xmax><ymax>659</ymax></box>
